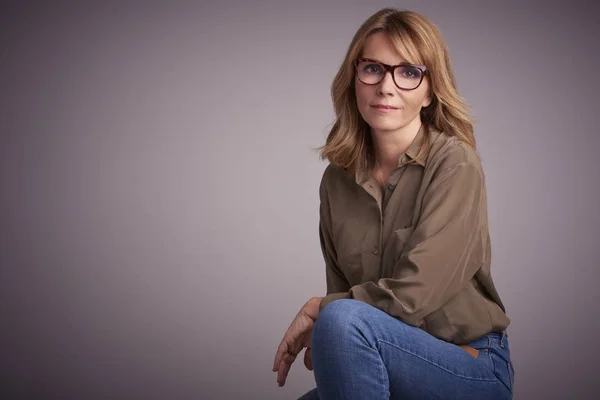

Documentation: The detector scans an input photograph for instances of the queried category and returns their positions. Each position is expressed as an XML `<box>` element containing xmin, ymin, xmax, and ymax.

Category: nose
<box><xmin>377</xmin><ymin>71</ymin><xmax>396</xmax><ymax>95</ymax></box>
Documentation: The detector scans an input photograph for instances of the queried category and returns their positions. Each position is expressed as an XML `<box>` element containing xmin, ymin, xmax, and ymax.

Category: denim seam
<box><xmin>376</xmin><ymin>348</ymin><xmax>390</xmax><ymax>397</ymax></box>
<box><xmin>356</xmin><ymin>322</ymin><xmax>391</xmax><ymax>397</ymax></box>
<box><xmin>376</xmin><ymin>339</ymin><xmax>500</xmax><ymax>382</ymax></box>
<box><xmin>490</xmin><ymin>351</ymin><xmax>513</xmax><ymax>394</ymax></box>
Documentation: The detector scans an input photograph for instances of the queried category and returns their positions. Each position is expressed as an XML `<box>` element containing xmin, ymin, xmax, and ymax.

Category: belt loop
<box><xmin>500</xmin><ymin>331</ymin><xmax>506</xmax><ymax>348</ymax></box>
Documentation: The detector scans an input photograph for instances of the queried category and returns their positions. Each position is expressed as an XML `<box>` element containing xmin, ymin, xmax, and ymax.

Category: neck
<box><xmin>372</xmin><ymin>117</ymin><xmax>422</xmax><ymax>170</ymax></box>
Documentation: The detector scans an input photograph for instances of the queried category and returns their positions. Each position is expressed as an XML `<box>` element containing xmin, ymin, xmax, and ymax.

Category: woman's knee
<box><xmin>312</xmin><ymin>299</ymin><xmax>370</xmax><ymax>343</ymax></box>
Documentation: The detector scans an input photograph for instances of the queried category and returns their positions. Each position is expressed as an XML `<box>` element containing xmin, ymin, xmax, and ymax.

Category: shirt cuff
<box><xmin>319</xmin><ymin>292</ymin><xmax>350</xmax><ymax>312</ymax></box>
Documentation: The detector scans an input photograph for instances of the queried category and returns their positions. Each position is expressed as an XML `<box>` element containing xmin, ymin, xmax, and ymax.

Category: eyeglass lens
<box><xmin>356</xmin><ymin>60</ymin><xmax>423</xmax><ymax>90</ymax></box>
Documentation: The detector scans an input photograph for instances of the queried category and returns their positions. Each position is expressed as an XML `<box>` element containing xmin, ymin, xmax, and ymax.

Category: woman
<box><xmin>273</xmin><ymin>8</ymin><xmax>514</xmax><ymax>400</ymax></box>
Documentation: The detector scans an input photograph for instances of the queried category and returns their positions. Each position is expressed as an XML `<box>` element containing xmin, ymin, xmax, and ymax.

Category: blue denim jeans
<box><xmin>298</xmin><ymin>299</ymin><xmax>514</xmax><ymax>400</ymax></box>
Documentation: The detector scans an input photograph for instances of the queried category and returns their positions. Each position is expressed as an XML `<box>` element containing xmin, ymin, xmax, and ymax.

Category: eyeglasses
<box><xmin>354</xmin><ymin>58</ymin><xmax>428</xmax><ymax>91</ymax></box>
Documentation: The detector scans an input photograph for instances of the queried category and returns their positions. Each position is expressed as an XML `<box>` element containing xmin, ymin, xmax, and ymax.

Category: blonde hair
<box><xmin>319</xmin><ymin>8</ymin><xmax>475</xmax><ymax>174</ymax></box>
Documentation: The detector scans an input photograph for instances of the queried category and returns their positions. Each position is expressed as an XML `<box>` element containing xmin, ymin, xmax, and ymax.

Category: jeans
<box><xmin>298</xmin><ymin>299</ymin><xmax>514</xmax><ymax>400</ymax></box>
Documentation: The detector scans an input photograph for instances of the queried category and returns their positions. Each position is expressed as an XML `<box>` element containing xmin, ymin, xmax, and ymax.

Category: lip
<box><xmin>372</xmin><ymin>104</ymin><xmax>399</xmax><ymax>109</ymax></box>
<box><xmin>371</xmin><ymin>104</ymin><xmax>399</xmax><ymax>113</ymax></box>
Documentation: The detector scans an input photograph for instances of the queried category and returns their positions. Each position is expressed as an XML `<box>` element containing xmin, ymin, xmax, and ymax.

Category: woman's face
<box><xmin>355</xmin><ymin>32</ymin><xmax>432</xmax><ymax>135</ymax></box>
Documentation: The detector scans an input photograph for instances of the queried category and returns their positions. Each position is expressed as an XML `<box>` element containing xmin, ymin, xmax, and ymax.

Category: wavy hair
<box><xmin>319</xmin><ymin>8</ymin><xmax>475</xmax><ymax>174</ymax></box>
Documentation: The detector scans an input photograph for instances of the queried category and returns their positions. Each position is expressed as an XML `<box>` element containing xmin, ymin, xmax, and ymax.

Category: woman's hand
<box><xmin>272</xmin><ymin>297</ymin><xmax>323</xmax><ymax>387</ymax></box>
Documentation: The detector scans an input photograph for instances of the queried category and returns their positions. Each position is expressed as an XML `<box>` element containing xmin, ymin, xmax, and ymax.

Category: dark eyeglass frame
<box><xmin>354</xmin><ymin>57</ymin><xmax>428</xmax><ymax>91</ymax></box>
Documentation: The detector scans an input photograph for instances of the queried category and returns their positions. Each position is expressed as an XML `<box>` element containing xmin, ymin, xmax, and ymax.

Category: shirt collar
<box><xmin>355</xmin><ymin>124</ymin><xmax>437</xmax><ymax>184</ymax></box>
<box><xmin>404</xmin><ymin>123</ymin><xmax>428</xmax><ymax>167</ymax></box>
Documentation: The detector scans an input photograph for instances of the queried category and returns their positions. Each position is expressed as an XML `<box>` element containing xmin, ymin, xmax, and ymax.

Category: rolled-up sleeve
<box><xmin>338</xmin><ymin>161</ymin><xmax>487</xmax><ymax>325</ymax></box>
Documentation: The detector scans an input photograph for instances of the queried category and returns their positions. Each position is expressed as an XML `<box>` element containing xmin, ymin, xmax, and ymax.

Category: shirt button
<box><xmin>387</xmin><ymin>183</ymin><xmax>395</xmax><ymax>190</ymax></box>
<box><xmin>372</xmin><ymin>248</ymin><xmax>379</xmax><ymax>255</ymax></box>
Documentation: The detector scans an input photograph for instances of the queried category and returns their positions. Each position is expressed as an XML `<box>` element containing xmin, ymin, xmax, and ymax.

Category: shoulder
<box><xmin>319</xmin><ymin>163</ymin><xmax>353</xmax><ymax>194</ymax></box>
<box><xmin>427</xmin><ymin>131</ymin><xmax>483</xmax><ymax>175</ymax></box>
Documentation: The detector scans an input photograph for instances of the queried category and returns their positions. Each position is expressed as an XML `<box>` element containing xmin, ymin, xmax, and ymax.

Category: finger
<box><xmin>277</xmin><ymin>353</ymin><xmax>297</xmax><ymax>385</ymax></box>
<box><xmin>273</xmin><ymin>336</ymin><xmax>293</xmax><ymax>371</ymax></box>
<box><xmin>277</xmin><ymin>362</ymin><xmax>288</xmax><ymax>386</ymax></box>
<box><xmin>274</xmin><ymin>327</ymin><xmax>307</xmax><ymax>371</ymax></box>
<box><xmin>274</xmin><ymin>312</ymin><xmax>315</xmax><ymax>372</ymax></box>
<box><xmin>273</xmin><ymin>346</ymin><xmax>283</xmax><ymax>371</ymax></box>
<box><xmin>277</xmin><ymin>358</ymin><xmax>294</xmax><ymax>387</ymax></box>
<box><xmin>273</xmin><ymin>341</ymin><xmax>286</xmax><ymax>371</ymax></box>
<box><xmin>303</xmin><ymin>348</ymin><xmax>313</xmax><ymax>371</ymax></box>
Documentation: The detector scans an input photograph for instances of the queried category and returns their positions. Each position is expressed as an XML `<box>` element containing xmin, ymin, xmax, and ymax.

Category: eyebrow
<box><xmin>361</xmin><ymin>57</ymin><xmax>401</xmax><ymax>64</ymax></box>
<box><xmin>359</xmin><ymin>57</ymin><xmax>425</xmax><ymax>68</ymax></box>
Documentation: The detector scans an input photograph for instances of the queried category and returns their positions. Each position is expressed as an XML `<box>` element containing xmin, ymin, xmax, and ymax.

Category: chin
<box><xmin>367</xmin><ymin>120</ymin><xmax>404</xmax><ymax>133</ymax></box>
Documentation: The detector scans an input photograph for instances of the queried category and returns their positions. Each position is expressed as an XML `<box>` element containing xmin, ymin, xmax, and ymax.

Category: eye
<box><xmin>398</xmin><ymin>65</ymin><xmax>422</xmax><ymax>79</ymax></box>
<box><xmin>363</xmin><ymin>63</ymin><xmax>383</xmax><ymax>74</ymax></box>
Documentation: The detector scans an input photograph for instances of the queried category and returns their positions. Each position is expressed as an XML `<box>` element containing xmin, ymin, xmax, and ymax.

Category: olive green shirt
<box><xmin>318</xmin><ymin>125</ymin><xmax>510</xmax><ymax>344</ymax></box>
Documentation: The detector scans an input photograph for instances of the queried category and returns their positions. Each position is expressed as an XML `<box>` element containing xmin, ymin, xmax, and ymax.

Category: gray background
<box><xmin>1</xmin><ymin>0</ymin><xmax>599</xmax><ymax>399</ymax></box>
